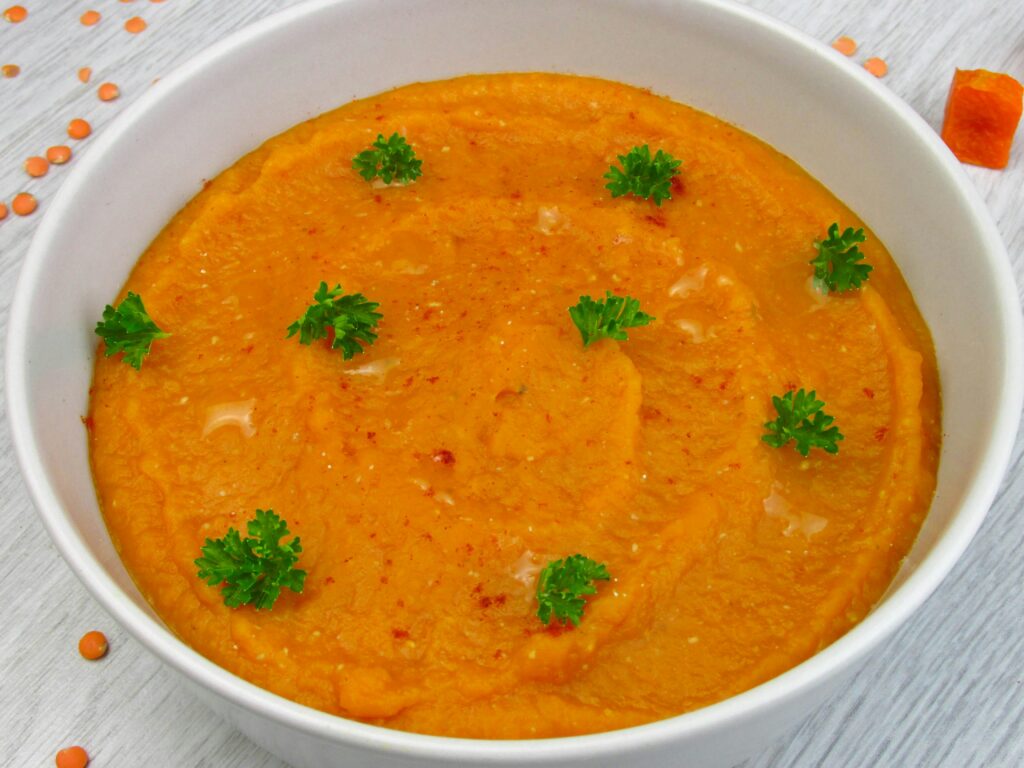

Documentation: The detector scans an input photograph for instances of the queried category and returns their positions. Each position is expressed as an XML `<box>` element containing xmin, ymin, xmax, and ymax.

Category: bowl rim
<box><xmin>7</xmin><ymin>0</ymin><xmax>1023</xmax><ymax>761</ymax></box>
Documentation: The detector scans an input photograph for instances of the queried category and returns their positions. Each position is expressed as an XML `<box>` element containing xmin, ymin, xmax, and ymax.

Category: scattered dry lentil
<box><xmin>1</xmin><ymin>64</ymin><xmax>20</xmax><ymax>78</ymax></box>
<box><xmin>97</xmin><ymin>82</ymin><xmax>120</xmax><ymax>101</ymax></box>
<box><xmin>11</xmin><ymin>192</ymin><xmax>37</xmax><ymax>216</ymax></box>
<box><xmin>78</xmin><ymin>67</ymin><xmax>92</xmax><ymax>84</ymax></box>
<box><xmin>47</xmin><ymin>145</ymin><xmax>72</xmax><ymax>164</ymax></box>
<box><xmin>24</xmin><ymin>156</ymin><xmax>49</xmax><ymax>178</ymax></box>
<box><xmin>125</xmin><ymin>16</ymin><xmax>146</xmax><ymax>34</ymax></box>
<box><xmin>78</xmin><ymin>630</ymin><xmax>109</xmax><ymax>660</ymax></box>
<box><xmin>831</xmin><ymin>36</ymin><xmax>858</xmax><ymax>56</ymax></box>
<box><xmin>864</xmin><ymin>57</ymin><xmax>889</xmax><ymax>78</ymax></box>
<box><xmin>98</xmin><ymin>82</ymin><xmax>120</xmax><ymax>101</ymax></box>
<box><xmin>3</xmin><ymin>5</ymin><xmax>27</xmax><ymax>23</ymax></box>
<box><xmin>55</xmin><ymin>746</ymin><xmax>89</xmax><ymax>768</ymax></box>
<box><xmin>68</xmin><ymin>118</ymin><xmax>92</xmax><ymax>139</ymax></box>
<box><xmin>80</xmin><ymin>10</ymin><xmax>100</xmax><ymax>26</ymax></box>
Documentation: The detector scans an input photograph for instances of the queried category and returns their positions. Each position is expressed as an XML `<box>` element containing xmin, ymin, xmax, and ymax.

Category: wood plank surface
<box><xmin>0</xmin><ymin>1</ymin><xmax>1021</xmax><ymax>765</ymax></box>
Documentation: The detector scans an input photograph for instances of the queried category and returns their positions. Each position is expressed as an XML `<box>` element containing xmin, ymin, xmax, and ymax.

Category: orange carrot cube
<box><xmin>941</xmin><ymin>68</ymin><xmax>1023</xmax><ymax>169</ymax></box>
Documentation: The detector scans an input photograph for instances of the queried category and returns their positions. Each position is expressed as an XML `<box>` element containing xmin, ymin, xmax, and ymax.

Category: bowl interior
<box><xmin>8</xmin><ymin>0</ymin><xmax>1021</xmax><ymax>760</ymax></box>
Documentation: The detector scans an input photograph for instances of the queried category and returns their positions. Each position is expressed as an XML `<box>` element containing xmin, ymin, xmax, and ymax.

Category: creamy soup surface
<box><xmin>89</xmin><ymin>74</ymin><xmax>940</xmax><ymax>738</ymax></box>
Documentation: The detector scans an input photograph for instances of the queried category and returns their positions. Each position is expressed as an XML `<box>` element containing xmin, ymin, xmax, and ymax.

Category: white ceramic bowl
<box><xmin>7</xmin><ymin>1</ymin><xmax>1022</xmax><ymax>766</ymax></box>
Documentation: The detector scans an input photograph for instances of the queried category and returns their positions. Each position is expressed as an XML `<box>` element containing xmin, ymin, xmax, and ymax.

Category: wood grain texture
<box><xmin>0</xmin><ymin>1</ymin><xmax>1021</xmax><ymax>766</ymax></box>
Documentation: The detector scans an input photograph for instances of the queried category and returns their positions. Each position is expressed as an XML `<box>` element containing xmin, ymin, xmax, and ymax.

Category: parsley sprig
<box><xmin>94</xmin><ymin>292</ymin><xmax>170</xmax><ymax>370</ymax></box>
<box><xmin>604</xmin><ymin>144</ymin><xmax>682</xmax><ymax>205</ymax></box>
<box><xmin>762</xmin><ymin>388</ymin><xmax>844</xmax><ymax>456</ymax></box>
<box><xmin>287</xmin><ymin>282</ymin><xmax>382</xmax><ymax>360</ymax></box>
<box><xmin>352</xmin><ymin>132</ymin><xmax>422</xmax><ymax>185</ymax></box>
<box><xmin>810</xmin><ymin>223</ymin><xmax>872</xmax><ymax>292</ymax></box>
<box><xmin>569</xmin><ymin>291</ymin><xmax>654</xmax><ymax>347</ymax></box>
<box><xmin>195</xmin><ymin>509</ymin><xmax>306</xmax><ymax>610</ymax></box>
<box><xmin>536</xmin><ymin>554</ymin><xmax>611</xmax><ymax>626</ymax></box>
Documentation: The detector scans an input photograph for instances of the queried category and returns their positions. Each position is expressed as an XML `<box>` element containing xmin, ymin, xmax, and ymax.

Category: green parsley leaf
<box><xmin>94</xmin><ymin>291</ymin><xmax>170</xmax><ymax>370</ymax></box>
<box><xmin>762</xmin><ymin>388</ymin><xmax>844</xmax><ymax>457</ymax></box>
<box><xmin>287</xmin><ymin>281</ymin><xmax>382</xmax><ymax>360</ymax></box>
<box><xmin>569</xmin><ymin>291</ymin><xmax>654</xmax><ymax>347</ymax></box>
<box><xmin>810</xmin><ymin>223</ymin><xmax>872</xmax><ymax>292</ymax></box>
<box><xmin>352</xmin><ymin>132</ymin><xmax>423</xmax><ymax>185</ymax></box>
<box><xmin>536</xmin><ymin>554</ymin><xmax>611</xmax><ymax>626</ymax></box>
<box><xmin>604</xmin><ymin>144</ymin><xmax>682</xmax><ymax>205</ymax></box>
<box><xmin>195</xmin><ymin>509</ymin><xmax>307</xmax><ymax>610</ymax></box>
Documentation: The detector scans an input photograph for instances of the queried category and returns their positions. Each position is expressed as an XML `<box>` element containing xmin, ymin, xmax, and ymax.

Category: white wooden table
<box><xmin>1</xmin><ymin>1</ymin><xmax>1021</xmax><ymax>766</ymax></box>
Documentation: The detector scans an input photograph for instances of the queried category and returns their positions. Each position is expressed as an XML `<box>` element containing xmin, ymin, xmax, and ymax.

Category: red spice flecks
<box><xmin>391</xmin><ymin>628</ymin><xmax>410</xmax><ymax>640</ymax></box>
<box><xmin>432</xmin><ymin>449</ymin><xmax>455</xmax><ymax>465</ymax></box>
<box><xmin>670</xmin><ymin>175</ymin><xmax>685</xmax><ymax>196</ymax></box>
<box><xmin>426</xmin><ymin>376</ymin><xmax>439</xmax><ymax>384</ymax></box>
<box><xmin>640</xmin><ymin>406</ymin><xmax>662</xmax><ymax>421</ymax></box>
<box><xmin>541</xmin><ymin>622</ymin><xmax>573</xmax><ymax>638</ymax></box>
<box><xmin>366</xmin><ymin>431</ymin><xmax>376</xmax><ymax>440</ymax></box>
<box><xmin>874</xmin><ymin>426</ymin><xmax>889</xmax><ymax>442</ymax></box>
<box><xmin>863</xmin><ymin>387</ymin><xmax>875</xmax><ymax>399</ymax></box>
<box><xmin>645</xmin><ymin>212</ymin><xmax>667</xmax><ymax>228</ymax></box>
<box><xmin>324</xmin><ymin>576</ymin><xmax>335</xmax><ymax>585</ymax></box>
<box><xmin>80</xmin><ymin>415</ymin><xmax>96</xmax><ymax>431</ymax></box>
<box><xmin>479</xmin><ymin>594</ymin><xmax>507</xmax><ymax>609</ymax></box>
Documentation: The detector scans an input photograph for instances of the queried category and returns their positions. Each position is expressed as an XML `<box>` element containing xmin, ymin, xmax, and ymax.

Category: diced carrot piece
<box><xmin>941</xmin><ymin>68</ymin><xmax>1023</xmax><ymax>169</ymax></box>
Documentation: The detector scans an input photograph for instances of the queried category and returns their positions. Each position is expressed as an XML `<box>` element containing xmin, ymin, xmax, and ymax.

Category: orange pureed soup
<box><xmin>89</xmin><ymin>74</ymin><xmax>940</xmax><ymax>738</ymax></box>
